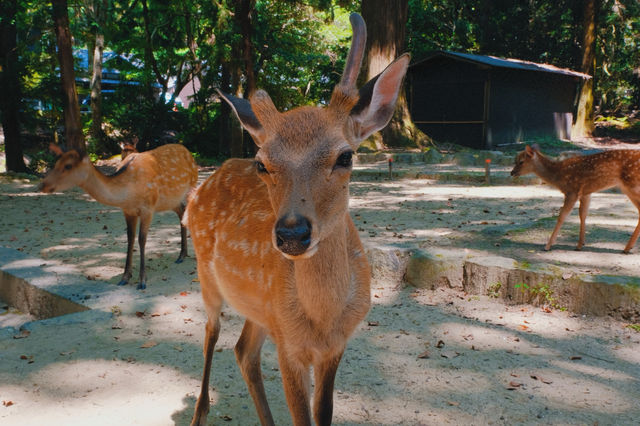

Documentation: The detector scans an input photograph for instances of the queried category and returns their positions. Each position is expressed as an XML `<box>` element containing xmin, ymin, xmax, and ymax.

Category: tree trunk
<box><xmin>236</xmin><ymin>0</ymin><xmax>256</xmax><ymax>96</ymax></box>
<box><xmin>0</xmin><ymin>0</ymin><xmax>28</xmax><ymax>172</ymax></box>
<box><xmin>361</xmin><ymin>0</ymin><xmax>427</xmax><ymax>149</ymax></box>
<box><xmin>51</xmin><ymin>0</ymin><xmax>85</xmax><ymax>153</ymax></box>
<box><xmin>573</xmin><ymin>0</ymin><xmax>597</xmax><ymax>138</ymax></box>
<box><xmin>89</xmin><ymin>0</ymin><xmax>107</xmax><ymax>152</ymax></box>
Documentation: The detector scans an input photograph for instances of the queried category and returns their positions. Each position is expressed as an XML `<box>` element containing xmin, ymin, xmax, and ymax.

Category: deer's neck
<box><xmin>293</xmin><ymin>218</ymin><xmax>353</xmax><ymax>328</ymax></box>
<box><xmin>533</xmin><ymin>154</ymin><xmax>565</xmax><ymax>188</ymax></box>
<box><xmin>79</xmin><ymin>163</ymin><xmax>130</xmax><ymax>207</ymax></box>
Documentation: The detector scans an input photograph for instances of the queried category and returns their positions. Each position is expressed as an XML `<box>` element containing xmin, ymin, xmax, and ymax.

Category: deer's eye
<box><xmin>335</xmin><ymin>151</ymin><xmax>353</xmax><ymax>169</ymax></box>
<box><xmin>64</xmin><ymin>164</ymin><xmax>73</xmax><ymax>170</ymax></box>
<box><xmin>255</xmin><ymin>161</ymin><xmax>268</xmax><ymax>174</ymax></box>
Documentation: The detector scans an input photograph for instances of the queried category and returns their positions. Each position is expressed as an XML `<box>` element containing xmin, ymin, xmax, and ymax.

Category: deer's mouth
<box><xmin>39</xmin><ymin>181</ymin><xmax>55</xmax><ymax>193</ymax></box>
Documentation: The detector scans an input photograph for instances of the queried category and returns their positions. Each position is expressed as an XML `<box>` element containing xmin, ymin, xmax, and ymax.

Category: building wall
<box><xmin>487</xmin><ymin>69</ymin><xmax>577</xmax><ymax>147</ymax></box>
<box><xmin>408</xmin><ymin>56</ymin><xmax>579</xmax><ymax>149</ymax></box>
<box><xmin>408</xmin><ymin>57</ymin><xmax>488</xmax><ymax>149</ymax></box>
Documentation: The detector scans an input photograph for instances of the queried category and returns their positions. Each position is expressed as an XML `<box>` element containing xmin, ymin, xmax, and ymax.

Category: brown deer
<box><xmin>120</xmin><ymin>142</ymin><xmax>138</xmax><ymax>160</ymax></box>
<box><xmin>511</xmin><ymin>144</ymin><xmax>640</xmax><ymax>253</ymax></box>
<box><xmin>185</xmin><ymin>13</ymin><xmax>409</xmax><ymax>426</ymax></box>
<box><xmin>40</xmin><ymin>143</ymin><xmax>198</xmax><ymax>289</ymax></box>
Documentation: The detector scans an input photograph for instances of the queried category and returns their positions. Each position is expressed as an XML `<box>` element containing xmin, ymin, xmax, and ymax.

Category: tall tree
<box><xmin>86</xmin><ymin>0</ymin><xmax>108</xmax><ymax>152</ymax></box>
<box><xmin>0</xmin><ymin>0</ymin><xmax>28</xmax><ymax>172</ymax></box>
<box><xmin>51</xmin><ymin>0</ymin><xmax>85</xmax><ymax>152</ymax></box>
<box><xmin>361</xmin><ymin>0</ymin><xmax>426</xmax><ymax>148</ymax></box>
<box><xmin>574</xmin><ymin>0</ymin><xmax>598</xmax><ymax>138</ymax></box>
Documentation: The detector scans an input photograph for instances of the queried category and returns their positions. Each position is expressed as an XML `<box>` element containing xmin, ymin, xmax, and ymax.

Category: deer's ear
<box><xmin>217</xmin><ymin>90</ymin><xmax>267</xmax><ymax>146</ymax></box>
<box><xmin>49</xmin><ymin>143</ymin><xmax>64</xmax><ymax>156</ymax></box>
<box><xmin>525</xmin><ymin>145</ymin><xmax>535</xmax><ymax>157</ymax></box>
<box><xmin>349</xmin><ymin>53</ymin><xmax>410</xmax><ymax>144</ymax></box>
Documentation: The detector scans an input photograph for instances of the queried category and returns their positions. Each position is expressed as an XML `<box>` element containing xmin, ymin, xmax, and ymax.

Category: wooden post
<box><xmin>485</xmin><ymin>158</ymin><xmax>491</xmax><ymax>184</ymax></box>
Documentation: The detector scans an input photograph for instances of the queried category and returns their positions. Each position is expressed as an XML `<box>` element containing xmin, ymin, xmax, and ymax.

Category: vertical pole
<box><xmin>485</xmin><ymin>158</ymin><xmax>491</xmax><ymax>184</ymax></box>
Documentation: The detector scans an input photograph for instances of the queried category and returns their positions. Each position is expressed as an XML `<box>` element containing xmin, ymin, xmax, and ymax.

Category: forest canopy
<box><xmin>1</xmin><ymin>0</ymin><xmax>639</xmax><ymax>172</ymax></box>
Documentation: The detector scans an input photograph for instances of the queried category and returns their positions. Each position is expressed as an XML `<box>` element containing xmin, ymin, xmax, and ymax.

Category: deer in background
<box><xmin>511</xmin><ymin>144</ymin><xmax>640</xmax><ymax>253</ymax></box>
<box><xmin>120</xmin><ymin>142</ymin><xmax>138</xmax><ymax>160</ymax></box>
<box><xmin>185</xmin><ymin>13</ymin><xmax>409</xmax><ymax>426</ymax></box>
<box><xmin>40</xmin><ymin>143</ymin><xmax>198</xmax><ymax>289</ymax></box>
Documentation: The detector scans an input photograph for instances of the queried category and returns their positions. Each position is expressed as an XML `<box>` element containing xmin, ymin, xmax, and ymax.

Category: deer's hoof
<box><xmin>175</xmin><ymin>257</ymin><xmax>185</xmax><ymax>264</ymax></box>
<box><xmin>137</xmin><ymin>281</ymin><xmax>147</xmax><ymax>290</ymax></box>
<box><xmin>117</xmin><ymin>279</ymin><xmax>128</xmax><ymax>286</ymax></box>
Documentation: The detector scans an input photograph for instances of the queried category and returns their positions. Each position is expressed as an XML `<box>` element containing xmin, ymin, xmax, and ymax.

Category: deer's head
<box><xmin>40</xmin><ymin>143</ymin><xmax>91</xmax><ymax>193</ymax></box>
<box><xmin>511</xmin><ymin>145</ymin><xmax>540</xmax><ymax>177</ymax></box>
<box><xmin>220</xmin><ymin>14</ymin><xmax>410</xmax><ymax>259</ymax></box>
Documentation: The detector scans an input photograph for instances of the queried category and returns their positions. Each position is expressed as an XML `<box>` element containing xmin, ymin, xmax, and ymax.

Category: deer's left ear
<box><xmin>349</xmin><ymin>53</ymin><xmax>410</xmax><ymax>145</ymax></box>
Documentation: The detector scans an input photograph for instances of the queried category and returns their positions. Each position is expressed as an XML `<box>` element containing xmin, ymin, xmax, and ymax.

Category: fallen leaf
<box><xmin>518</xmin><ymin>324</ymin><xmax>529</xmax><ymax>331</ymax></box>
<box><xmin>140</xmin><ymin>341</ymin><xmax>158</xmax><ymax>349</ymax></box>
<box><xmin>180</xmin><ymin>291</ymin><xmax>189</xmax><ymax>296</ymax></box>
<box><xmin>367</xmin><ymin>321</ymin><xmax>379</xmax><ymax>327</ymax></box>
<box><xmin>151</xmin><ymin>312</ymin><xmax>161</xmax><ymax>317</ymax></box>
<box><xmin>569</xmin><ymin>355</ymin><xmax>582</xmax><ymax>360</ymax></box>
<box><xmin>135</xmin><ymin>311</ymin><xmax>146</xmax><ymax>318</ymax></box>
<box><xmin>435</xmin><ymin>340</ymin><xmax>445</xmax><ymax>348</ymax></box>
<box><xmin>447</xmin><ymin>401</ymin><xmax>459</xmax><ymax>406</ymax></box>
<box><xmin>221</xmin><ymin>415</ymin><xmax>233</xmax><ymax>421</ymax></box>
<box><xmin>562</xmin><ymin>272</ymin><xmax>573</xmax><ymax>280</ymax></box>
<box><xmin>13</xmin><ymin>330</ymin><xmax>30</xmax><ymax>339</ymax></box>
<box><xmin>509</xmin><ymin>382</ymin><xmax>522</xmax><ymax>388</ymax></box>
<box><xmin>2</xmin><ymin>400</ymin><xmax>14</xmax><ymax>407</ymax></box>
<box><xmin>417</xmin><ymin>350</ymin><xmax>430</xmax><ymax>359</ymax></box>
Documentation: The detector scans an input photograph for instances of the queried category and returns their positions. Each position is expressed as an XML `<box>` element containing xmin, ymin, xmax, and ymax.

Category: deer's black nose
<box><xmin>275</xmin><ymin>215</ymin><xmax>311</xmax><ymax>256</ymax></box>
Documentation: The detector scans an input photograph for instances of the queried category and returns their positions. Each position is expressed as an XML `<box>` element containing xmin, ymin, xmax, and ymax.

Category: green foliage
<box><xmin>530</xmin><ymin>283</ymin><xmax>565</xmax><ymax>311</ymax></box>
<box><xmin>514</xmin><ymin>282</ymin><xmax>530</xmax><ymax>293</ymax></box>
<box><xmin>7</xmin><ymin>0</ymin><xmax>640</xmax><ymax>160</ymax></box>
<box><xmin>487</xmin><ymin>281</ymin><xmax>502</xmax><ymax>298</ymax></box>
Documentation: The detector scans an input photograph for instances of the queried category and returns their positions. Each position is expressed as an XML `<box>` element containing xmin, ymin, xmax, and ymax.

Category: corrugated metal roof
<box><xmin>412</xmin><ymin>50</ymin><xmax>591</xmax><ymax>79</ymax></box>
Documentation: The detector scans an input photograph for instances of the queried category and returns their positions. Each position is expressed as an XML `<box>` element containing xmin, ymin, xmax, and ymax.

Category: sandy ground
<box><xmin>1</xmin><ymin>166</ymin><xmax>639</xmax><ymax>425</ymax></box>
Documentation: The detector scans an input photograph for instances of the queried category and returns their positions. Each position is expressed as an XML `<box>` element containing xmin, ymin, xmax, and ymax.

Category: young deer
<box><xmin>185</xmin><ymin>13</ymin><xmax>409</xmax><ymax>426</ymax></box>
<box><xmin>511</xmin><ymin>144</ymin><xmax>640</xmax><ymax>253</ymax></box>
<box><xmin>40</xmin><ymin>143</ymin><xmax>198</xmax><ymax>289</ymax></box>
<box><xmin>120</xmin><ymin>142</ymin><xmax>138</xmax><ymax>160</ymax></box>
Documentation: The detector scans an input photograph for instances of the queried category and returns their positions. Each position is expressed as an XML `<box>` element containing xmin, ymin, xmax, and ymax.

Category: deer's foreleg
<box><xmin>136</xmin><ymin>212</ymin><xmax>153</xmax><ymax>290</ymax></box>
<box><xmin>576</xmin><ymin>194</ymin><xmax>591</xmax><ymax>250</ymax></box>
<box><xmin>545</xmin><ymin>193</ymin><xmax>578</xmax><ymax>251</ymax></box>
<box><xmin>312</xmin><ymin>351</ymin><xmax>344</xmax><ymax>426</ymax></box>
<box><xmin>623</xmin><ymin>196</ymin><xmax>640</xmax><ymax>254</ymax></box>
<box><xmin>235</xmin><ymin>320</ymin><xmax>273</xmax><ymax>426</ymax></box>
<box><xmin>118</xmin><ymin>213</ymin><xmax>138</xmax><ymax>286</ymax></box>
<box><xmin>278</xmin><ymin>351</ymin><xmax>312</xmax><ymax>426</ymax></box>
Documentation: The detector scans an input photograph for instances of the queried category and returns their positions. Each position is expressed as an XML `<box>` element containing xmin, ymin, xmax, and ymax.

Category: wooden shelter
<box><xmin>407</xmin><ymin>51</ymin><xmax>590</xmax><ymax>149</ymax></box>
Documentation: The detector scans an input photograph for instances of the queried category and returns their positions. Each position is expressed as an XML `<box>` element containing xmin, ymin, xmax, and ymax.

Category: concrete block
<box><xmin>405</xmin><ymin>248</ymin><xmax>466</xmax><ymax>289</ymax></box>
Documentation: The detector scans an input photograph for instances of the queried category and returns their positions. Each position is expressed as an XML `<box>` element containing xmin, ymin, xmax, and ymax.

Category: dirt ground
<box><xmin>1</xmin><ymin>164</ymin><xmax>639</xmax><ymax>425</ymax></box>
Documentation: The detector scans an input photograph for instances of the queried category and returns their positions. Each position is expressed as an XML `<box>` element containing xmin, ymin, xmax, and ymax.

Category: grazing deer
<box><xmin>511</xmin><ymin>144</ymin><xmax>640</xmax><ymax>253</ymax></box>
<box><xmin>40</xmin><ymin>143</ymin><xmax>198</xmax><ymax>289</ymax></box>
<box><xmin>185</xmin><ymin>13</ymin><xmax>409</xmax><ymax>426</ymax></box>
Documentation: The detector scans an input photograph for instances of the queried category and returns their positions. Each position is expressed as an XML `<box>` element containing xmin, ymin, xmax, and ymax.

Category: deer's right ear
<box><xmin>49</xmin><ymin>143</ymin><xmax>64</xmax><ymax>156</ymax></box>
<box><xmin>217</xmin><ymin>90</ymin><xmax>267</xmax><ymax>146</ymax></box>
<box><xmin>349</xmin><ymin>53</ymin><xmax>411</xmax><ymax>145</ymax></box>
<box><xmin>525</xmin><ymin>145</ymin><xmax>535</xmax><ymax>157</ymax></box>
